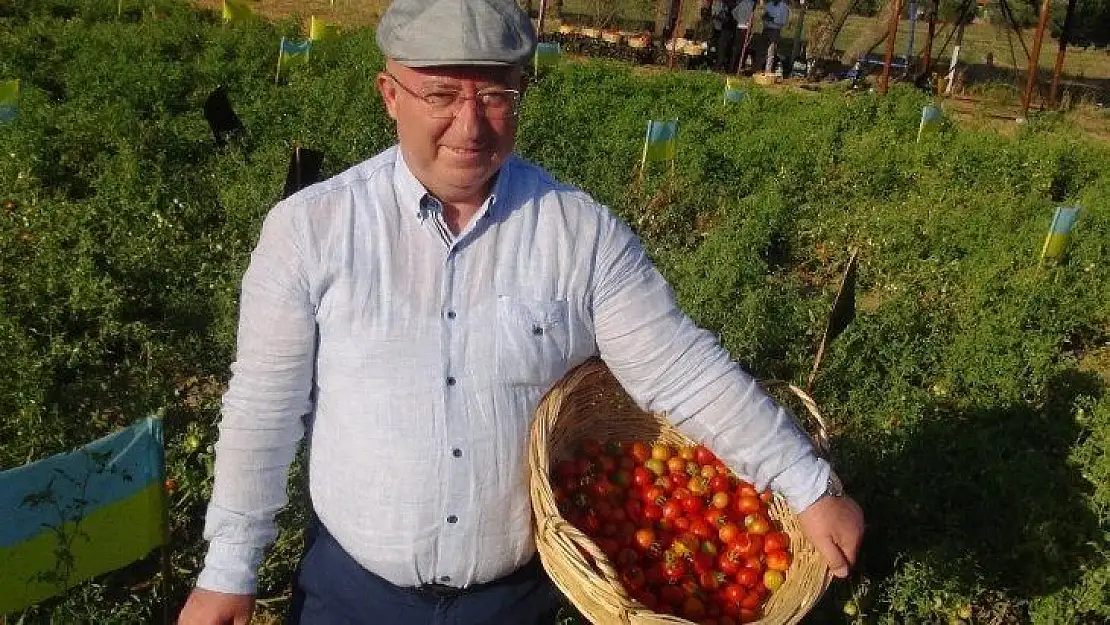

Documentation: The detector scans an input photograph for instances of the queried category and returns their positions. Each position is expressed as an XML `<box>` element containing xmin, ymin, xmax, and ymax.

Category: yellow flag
<box><xmin>310</xmin><ymin>16</ymin><xmax>337</xmax><ymax>42</ymax></box>
<box><xmin>222</xmin><ymin>0</ymin><xmax>252</xmax><ymax>22</ymax></box>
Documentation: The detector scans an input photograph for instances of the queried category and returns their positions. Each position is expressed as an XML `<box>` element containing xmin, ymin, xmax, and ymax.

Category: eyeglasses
<box><xmin>385</xmin><ymin>71</ymin><xmax>521</xmax><ymax>120</ymax></box>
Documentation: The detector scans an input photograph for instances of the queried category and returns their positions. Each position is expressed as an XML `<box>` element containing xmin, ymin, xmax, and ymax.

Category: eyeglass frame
<box><xmin>383</xmin><ymin>70</ymin><xmax>522</xmax><ymax>120</ymax></box>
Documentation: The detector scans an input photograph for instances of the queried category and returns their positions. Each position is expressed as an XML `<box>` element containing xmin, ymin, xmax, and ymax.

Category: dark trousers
<box><xmin>730</xmin><ymin>27</ymin><xmax>753</xmax><ymax>72</ymax></box>
<box><xmin>715</xmin><ymin>24</ymin><xmax>736</xmax><ymax>70</ymax></box>
<box><xmin>286</xmin><ymin>522</ymin><xmax>564</xmax><ymax>625</ymax></box>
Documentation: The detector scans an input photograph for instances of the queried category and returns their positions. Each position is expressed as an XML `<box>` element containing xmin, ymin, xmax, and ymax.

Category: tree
<box><xmin>839</xmin><ymin>0</ymin><xmax>901</xmax><ymax>65</ymax></box>
<box><xmin>806</xmin><ymin>0</ymin><xmax>860</xmax><ymax>76</ymax></box>
<box><xmin>1052</xmin><ymin>0</ymin><xmax>1110</xmax><ymax>46</ymax></box>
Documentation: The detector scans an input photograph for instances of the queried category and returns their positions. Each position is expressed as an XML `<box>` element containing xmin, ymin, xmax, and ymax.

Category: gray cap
<box><xmin>377</xmin><ymin>0</ymin><xmax>537</xmax><ymax>67</ymax></box>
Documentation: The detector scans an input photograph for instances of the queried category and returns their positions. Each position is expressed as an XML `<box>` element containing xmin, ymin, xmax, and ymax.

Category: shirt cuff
<box><xmin>195</xmin><ymin>540</ymin><xmax>267</xmax><ymax>595</ymax></box>
<box><xmin>772</xmin><ymin>454</ymin><xmax>831</xmax><ymax>513</ymax></box>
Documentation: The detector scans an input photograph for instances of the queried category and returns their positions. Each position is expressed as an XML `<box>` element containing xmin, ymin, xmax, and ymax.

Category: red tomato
<box><xmin>704</xmin><ymin>508</ymin><xmax>729</xmax><ymax>528</ymax></box>
<box><xmin>740</xmin><ymin>588</ymin><xmax>761</xmax><ymax>609</ymax></box>
<box><xmin>678</xmin><ymin>445</ymin><xmax>696</xmax><ymax>461</ymax></box>
<box><xmin>734</xmin><ymin>567</ymin><xmax>760</xmax><ymax>588</ymax></box>
<box><xmin>763</xmin><ymin>531</ymin><xmax>790</xmax><ymax>553</ymax></box>
<box><xmin>643</xmin><ymin>502</ymin><xmax>663</xmax><ymax>522</ymax></box>
<box><xmin>662</xmin><ymin>499</ymin><xmax>684</xmax><ymax>521</ymax></box>
<box><xmin>765</xmin><ymin>549</ymin><xmax>791</xmax><ymax>572</ymax></box>
<box><xmin>671</xmin><ymin>486</ymin><xmax>692</xmax><ymax>501</ymax></box>
<box><xmin>735</xmin><ymin>482</ymin><xmax>759</xmax><ymax>499</ymax></box>
<box><xmin>694</xmin><ymin>445</ymin><xmax>716</xmax><ymax>466</ymax></box>
<box><xmin>717</xmin><ymin>552</ymin><xmax>741</xmax><ymax>576</ymax></box>
<box><xmin>688</xmin><ymin>476</ymin><xmax>710</xmax><ymax>497</ymax></box>
<box><xmin>746</xmin><ymin>516</ymin><xmax>772</xmax><ymax>536</ymax></box>
<box><xmin>690</xmin><ymin>518</ymin><xmax>714</xmax><ymax>540</ymax></box>
<box><xmin>692</xmin><ymin>551</ymin><xmax>716</xmax><ymax>575</ymax></box>
<box><xmin>721</xmin><ymin>583</ymin><xmax>746</xmax><ymax>605</ymax></box>
<box><xmin>698</xmin><ymin>570</ymin><xmax>721</xmax><ymax>591</ymax></box>
<box><xmin>711</xmin><ymin>491</ymin><xmax>731</xmax><ymax>510</ymax></box>
<box><xmin>643</xmin><ymin>486</ymin><xmax>667</xmax><ymax>506</ymax></box>
<box><xmin>624</xmin><ymin>499</ymin><xmax>644</xmax><ymax>523</ymax></box>
<box><xmin>734</xmin><ymin>495</ymin><xmax>762</xmax><ymax>516</ymax></box>
<box><xmin>632</xmin><ymin>466</ymin><xmax>654</xmax><ymax>488</ymax></box>
<box><xmin>738</xmin><ymin>608</ymin><xmax>760</xmax><ymax>623</ymax></box>
<box><xmin>731</xmin><ymin>532</ymin><xmax>764</xmax><ymax>559</ymax></box>
<box><xmin>628</xmin><ymin>441</ymin><xmax>651</xmax><ymax>464</ymax></box>
<box><xmin>709</xmin><ymin>474</ymin><xmax>731</xmax><ymax>493</ymax></box>
<box><xmin>683</xmin><ymin>495</ymin><xmax>706</xmax><ymax>516</ymax></box>
<box><xmin>718</xmin><ymin>522</ymin><xmax>743</xmax><ymax>545</ymax></box>
<box><xmin>633</xmin><ymin>528</ymin><xmax>656</xmax><ymax>551</ymax></box>
<box><xmin>759</xmin><ymin>487</ymin><xmax>774</xmax><ymax>503</ymax></box>
<box><xmin>672</xmin><ymin>472</ymin><xmax>691</xmax><ymax>489</ymax></box>
<box><xmin>673</xmin><ymin>516</ymin><xmax>691</xmax><ymax>533</ymax></box>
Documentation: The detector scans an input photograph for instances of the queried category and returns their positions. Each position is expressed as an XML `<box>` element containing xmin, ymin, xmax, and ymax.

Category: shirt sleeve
<box><xmin>196</xmin><ymin>201</ymin><xmax>317</xmax><ymax>594</ymax></box>
<box><xmin>591</xmin><ymin>212</ymin><xmax>829</xmax><ymax>513</ymax></box>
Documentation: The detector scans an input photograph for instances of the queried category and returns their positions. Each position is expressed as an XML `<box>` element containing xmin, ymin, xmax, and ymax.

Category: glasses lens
<box><xmin>421</xmin><ymin>90</ymin><xmax>518</xmax><ymax>119</ymax></box>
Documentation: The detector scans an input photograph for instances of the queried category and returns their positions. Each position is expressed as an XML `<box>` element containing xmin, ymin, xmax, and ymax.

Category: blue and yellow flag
<box><xmin>724</xmin><ymin>77</ymin><xmax>744</xmax><ymax>104</ymax></box>
<box><xmin>534</xmin><ymin>42</ymin><xmax>561</xmax><ymax>73</ymax></box>
<box><xmin>1040</xmin><ymin>206</ymin><xmax>1081</xmax><ymax>262</ymax></box>
<box><xmin>641</xmin><ymin>119</ymin><xmax>678</xmax><ymax>166</ymax></box>
<box><xmin>275</xmin><ymin>37</ymin><xmax>312</xmax><ymax>82</ymax></box>
<box><xmin>0</xmin><ymin>79</ymin><xmax>19</xmax><ymax>124</ymax></box>
<box><xmin>917</xmin><ymin>104</ymin><xmax>942</xmax><ymax>142</ymax></box>
<box><xmin>222</xmin><ymin>0</ymin><xmax>252</xmax><ymax>22</ymax></box>
<box><xmin>0</xmin><ymin>417</ymin><xmax>166</xmax><ymax>613</ymax></box>
<box><xmin>309</xmin><ymin>16</ymin><xmax>338</xmax><ymax>42</ymax></box>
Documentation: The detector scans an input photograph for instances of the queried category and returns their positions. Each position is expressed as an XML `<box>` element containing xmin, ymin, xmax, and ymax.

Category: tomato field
<box><xmin>1</xmin><ymin>0</ymin><xmax>1109</xmax><ymax>623</ymax></box>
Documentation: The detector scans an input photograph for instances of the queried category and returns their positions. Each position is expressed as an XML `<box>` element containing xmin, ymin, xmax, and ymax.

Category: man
<box><xmin>178</xmin><ymin>0</ymin><xmax>864</xmax><ymax>623</ymax></box>
<box><xmin>760</xmin><ymin>0</ymin><xmax>791</xmax><ymax>73</ymax></box>
<box><xmin>730</xmin><ymin>0</ymin><xmax>757</xmax><ymax>72</ymax></box>
<box><xmin>712</xmin><ymin>0</ymin><xmax>737</xmax><ymax>71</ymax></box>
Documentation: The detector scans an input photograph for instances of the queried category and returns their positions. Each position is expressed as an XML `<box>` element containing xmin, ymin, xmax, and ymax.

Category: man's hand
<box><xmin>797</xmin><ymin>495</ymin><xmax>864</xmax><ymax>578</ymax></box>
<box><xmin>177</xmin><ymin>588</ymin><xmax>255</xmax><ymax>625</ymax></box>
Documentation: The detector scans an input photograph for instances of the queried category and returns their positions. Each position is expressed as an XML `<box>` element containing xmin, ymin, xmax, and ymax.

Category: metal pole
<box><xmin>668</xmin><ymin>0</ymin><xmax>684</xmax><ymax>69</ymax></box>
<box><xmin>905</xmin><ymin>1</ymin><xmax>917</xmax><ymax>71</ymax></box>
<box><xmin>538</xmin><ymin>0</ymin><xmax>548</xmax><ymax>36</ymax></box>
<box><xmin>879</xmin><ymin>0</ymin><xmax>904</xmax><ymax>94</ymax></box>
<box><xmin>1050</xmin><ymin>0</ymin><xmax>1078</xmax><ymax>108</ymax></box>
<box><xmin>922</xmin><ymin>0</ymin><xmax>936</xmax><ymax>76</ymax></box>
<box><xmin>1021</xmin><ymin>0</ymin><xmax>1052</xmax><ymax>117</ymax></box>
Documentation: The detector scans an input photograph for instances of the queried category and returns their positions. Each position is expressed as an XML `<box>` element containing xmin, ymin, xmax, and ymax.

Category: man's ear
<box><xmin>377</xmin><ymin>72</ymin><xmax>399</xmax><ymax>121</ymax></box>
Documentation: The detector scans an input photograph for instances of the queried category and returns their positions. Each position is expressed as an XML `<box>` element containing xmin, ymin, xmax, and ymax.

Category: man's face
<box><xmin>378</xmin><ymin>61</ymin><xmax>521</xmax><ymax>202</ymax></box>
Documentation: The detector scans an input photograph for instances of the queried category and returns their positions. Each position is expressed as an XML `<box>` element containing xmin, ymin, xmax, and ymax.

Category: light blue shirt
<box><xmin>198</xmin><ymin>146</ymin><xmax>829</xmax><ymax>594</ymax></box>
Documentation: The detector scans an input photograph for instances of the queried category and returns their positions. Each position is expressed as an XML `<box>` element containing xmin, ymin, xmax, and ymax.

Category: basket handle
<box><xmin>758</xmin><ymin>379</ymin><xmax>832</xmax><ymax>460</ymax></box>
<box><xmin>539</xmin><ymin>515</ymin><xmax>636</xmax><ymax>604</ymax></box>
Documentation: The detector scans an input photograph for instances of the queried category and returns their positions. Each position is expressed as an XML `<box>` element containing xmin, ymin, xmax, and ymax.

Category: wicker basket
<box><xmin>529</xmin><ymin>360</ymin><xmax>833</xmax><ymax>624</ymax></box>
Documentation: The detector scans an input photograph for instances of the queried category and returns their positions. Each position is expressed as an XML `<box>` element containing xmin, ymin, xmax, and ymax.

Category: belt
<box><xmin>408</xmin><ymin>555</ymin><xmax>542</xmax><ymax>601</ymax></box>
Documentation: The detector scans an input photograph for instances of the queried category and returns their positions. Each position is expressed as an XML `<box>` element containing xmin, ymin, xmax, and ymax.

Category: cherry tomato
<box><xmin>683</xmin><ymin>495</ymin><xmax>706</xmax><ymax>516</ymax></box>
<box><xmin>667</xmin><ymin>456</ymin><xmax>687</xmax><ymax>474</ymax></box>
<box><xmin>717</xmin><ymin>552</ymin><xmax>741</xmax><ymax>576</ymax></box>
<box><xmin>621</xmin><ymin>565</ymin><xmax>647</xmax><ymax>590</ymax></box>
<box><xmin>765</xmin><ymin>549</ymin><xmax>791</xmax><ymax>572</ymax></box>
<box><xmin>644</xmin><ymin>458</ymin><xmax>667</xmax><ymax>476</ymax></box>
<box><xmin>759</xmin><ymin>487</ymin><xmax>774</xmax><ymax>503</ymax></box>
<box><xmin>688</xmin><ymin>476</ymin><xmax>710</xmax><ymax>497</ymax></box>
<box><xmin>678</xmin><ymin>445</ymin><xmax>696</xmax><ymax>461</ymax></box>
<box><xmin>632</xmin><ymin>466</ymin><xmax>654</xmax><ymax>488</ymax></box>
<box><xmin>731</xmin><ymin>532</ymin><xmax>763</xmax><ymax>559</ymax></box>
<box><xmin>712</xmin><ymin>491</ymin><xmax>731</xmax><ymax>510</ymax></box>
<box><xmin>628</xmin><ymin>441</ymin><xmax>651</xmax><ymax>464</ymax></box>
<box><xmin>734</xmin><ymin>495</ymin><xmax>762</xmax><ymax>516</ymax></box>
<box><xmin>651</xmin><ymin>443</ymin><xmax>672</xmax><ymax>462</ymax></box>
<box><xmin>694</xmin><ymin>445</ymin><xmax>716</xmax><ymax>466</ymax></box>
<box><xmin>763</xmin><ymin>530</ymin><xmax>790</xmax><ymax>553</ymax></box>
<box><xmin>709</xmin><ymin>474</ymin><xmax>731</xmax><ymax>493</ymax></box>
<box><xmin>763</xmin><ymin>569</ymin><xmax>784</xmax><ymax>592</ymax></box>
<box><xmin>740</xmin><ymin>588</ymin><xmax>762</xmax><ymax>609</ymax></box>
<box><xmin>734</xmin><ymin>567</ymin><xmax>760</xmax><ymax>588</ymax></box>
<box><xmin>643</xmin><ymin>502</ymin><xmax>663</xmax><ymax>521</ymax></box>
<box><xmin>721</xmin><ymin>583</ymin><xmax>746</xmax><ymax>605</ymax></box>
<box><xmin>698</xmin><ymin>570</ymin><xmax>722</xmax><ymax>591</ymax></box>
<box><xmin>689</xmin><ymin>518</ymin><xmax>714</xmax><ymax>540</ymax></box>
<box><xmin>633</xmin><ymin>528</ymin><xmax>656</xmax><ymax>551</ymax></box>
<box><xmin>744</xmin><ymin>514</ymin><xmax>772</xmax><ymax>535</ymax></box>
<box><xmin>718</xmin><ymin>522</ymin><xmax>743</xmax><ymax>545</ymax></box>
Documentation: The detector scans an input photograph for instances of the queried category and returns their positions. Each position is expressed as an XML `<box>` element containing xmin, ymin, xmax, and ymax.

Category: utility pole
<box><xmin>1021</xmin><ymin>0</ymin><xmax>1052</xmax><ymax>118</ymax></box>
<box><xmin>1050</xmin><ymin>0</ymin><xmax>1078</xmax><ymax>108</ymax></box>
<box><xmin>879</xmin><ymin>0</ymin><xmax>904</xmax><ymax>94</ymax></box>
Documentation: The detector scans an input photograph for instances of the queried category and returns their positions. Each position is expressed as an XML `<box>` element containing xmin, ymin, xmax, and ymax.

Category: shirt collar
<box><xmin>393</xmin><ymin>147</ymin><xmax>514</xmax><ymax>226</ymax></box>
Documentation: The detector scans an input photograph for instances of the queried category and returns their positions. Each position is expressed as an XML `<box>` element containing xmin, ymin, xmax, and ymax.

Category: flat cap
<box><xmin>377</xmin><ymin>0</ymin><xmax>537</xmax><ymax>67</ymax></box>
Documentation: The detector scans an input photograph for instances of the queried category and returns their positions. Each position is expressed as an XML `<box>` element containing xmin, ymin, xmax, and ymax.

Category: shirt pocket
<box><xmin>495</xmin><ymin>296</ymin><xmax>570</xmax><ymax>386</ymax></box>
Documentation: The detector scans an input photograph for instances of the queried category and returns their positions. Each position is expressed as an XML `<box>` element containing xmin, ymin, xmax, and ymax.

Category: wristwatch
<box><xmin>823</xmin><ymin>470</ymin><xmax>845</xmax><ymax>499</ymax></box>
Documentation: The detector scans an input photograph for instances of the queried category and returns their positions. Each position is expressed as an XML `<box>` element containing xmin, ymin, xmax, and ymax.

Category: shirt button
<box><xmin>447</xmin><ymin>515</ymin><xmax>458</xmax><ymax>524</ymax></box>
<box><xmin>532</xmin><ymin>326</ymin><xmax>544</xmax><ymax>336</ymax></box>
<box><xmin>446</xmin><ymin>376</ymin><xmax>456</xmax><ymax>386</ymax></box>
<box><xmin>446</xmin><ymin>310</ymin><xmax>456</xmax><ymax>320</ymax></box>
<box><xmin>452</xmin><ymin>448</ymin><xmax>462</xmax><ymax>458</ymax></box>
